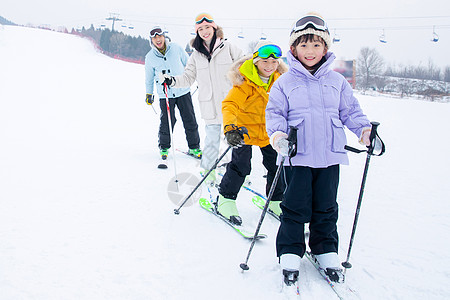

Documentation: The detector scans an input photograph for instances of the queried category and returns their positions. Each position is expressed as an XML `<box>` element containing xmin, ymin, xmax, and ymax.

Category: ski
<box><xmin>176</xmin><ymin>148</ymin><xmax>201</xmax><ymax>159</ymax></box>
<box><xmin>251</xmin><ymin>195</ymin><xmax>281</xmax><ymax>221</ymax></box>
<box><xmin>198</xmin><ymin>197</ymin><xmax>267</xmax><ymax>240</ymax></box>
<box><xmin>305</xmin><ymin>251</ymin><xmax>359</xmax><ymax>300</ymax></box>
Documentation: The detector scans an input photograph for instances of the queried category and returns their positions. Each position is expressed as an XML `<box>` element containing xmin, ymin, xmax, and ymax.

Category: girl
<box><xmin>217</xmin><ymin>41</ymin><xmax>288</xmax><ymax>225</ymax></box>
<box><xmin>160</xmin><ymin>13</ymin><xmax>243</xmax><ymax>182</ymax></box>
<box><xmin>265</xmin><ymin>13</ymin><xmax>372</xmax><ymax>285</ymax></box>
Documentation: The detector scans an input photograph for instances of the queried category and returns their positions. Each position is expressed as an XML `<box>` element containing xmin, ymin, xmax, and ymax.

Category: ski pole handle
<box><xmin>287</xmin><ymin>126</ymin><xmax>298</xmax><ymax>158</ymax></box>
<box><xmin>368</xmin><ymin>121</ymin><xmax>380</xmax><ymax>155</ymax></box>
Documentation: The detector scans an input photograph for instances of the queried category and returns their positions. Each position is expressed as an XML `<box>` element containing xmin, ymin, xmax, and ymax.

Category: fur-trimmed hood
<box><xmin>227</xmin><ymin>54</ymin><xmax>289</xmax><ymax>86</ymax></box>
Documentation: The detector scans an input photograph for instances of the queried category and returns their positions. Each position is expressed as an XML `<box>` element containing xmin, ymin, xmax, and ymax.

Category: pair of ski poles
<box><xmin>241</xmin><ymin>122</ymin><xmax>385</xmax><ymax>272</ymax></box>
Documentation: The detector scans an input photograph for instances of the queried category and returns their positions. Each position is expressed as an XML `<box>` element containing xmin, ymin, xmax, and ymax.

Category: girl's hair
<box><xmin>192</xmin><ymin>30</ymin><xmax>217</xmax><ymax>61</ymax></box>
<box><xmin>292</xmin><ymin>34</ymin><xmax>327</xmax><ymax>50</ymax></box>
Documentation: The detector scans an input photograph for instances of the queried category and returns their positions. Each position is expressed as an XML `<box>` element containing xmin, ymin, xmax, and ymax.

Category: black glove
<box><xmin>146</xmin><ymin>94</ymin><xmax>154</xmax><ymax>105</ymax></box>
<box><xmin>225</xmin><ymin>130</ymin><xmax>245</xmax><ymax>147</ymax></box>
<box><xmin>160</xmin><ymin>74</ymin><xmax>174</xmax><ymax>87</ymax></box>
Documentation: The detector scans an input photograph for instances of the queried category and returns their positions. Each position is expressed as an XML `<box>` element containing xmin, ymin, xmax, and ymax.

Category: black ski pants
<box><xmin>276</xmin><ymin>165</ymin><xmax>340</xmax><ymax>258</ymax></box>
<box><xmin>218</xmin><ymin>144</ymin><xmax>284</xmax><ymax>202</ymax></box>
<box><xmin>158</xmin><ymin>92</ymin><xmax>200</xmax><ymax>150</ymax></box>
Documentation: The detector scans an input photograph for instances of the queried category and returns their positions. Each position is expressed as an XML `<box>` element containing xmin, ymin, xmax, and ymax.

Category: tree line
<box><xmin>74</xmin><ymin>25</ymin><xmax>151</xmax><ymax>62</ymax></box>
<box><xmin>356</xmin><ymin>47</ymin><xmax>449</xmax><ymax>100</ymax></box>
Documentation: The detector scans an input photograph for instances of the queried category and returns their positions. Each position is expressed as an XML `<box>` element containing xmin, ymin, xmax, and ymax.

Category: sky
<box><xmin>1</xmin><ymin>0</ymin><xmax>450</xmax><ymax>68</ymax></box>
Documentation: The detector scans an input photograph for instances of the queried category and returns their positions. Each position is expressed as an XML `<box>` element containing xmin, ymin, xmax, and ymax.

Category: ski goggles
<box><xmin>291</xmin><ymin>15</ymin><xmax>329</xmax><ymax>34</ymax></box>
<box><xmin>195</xmin><ymin>13</ymin><xmax>214</xmax><ymax>24</ymax></box>
<box><xmin>150</xmin><ymin>27</ymin><xmax>164</xmax><ymax>38</ymax></box>
<box><xmin>253</xmin><ymin>44</ymin><xmax>282</xmax><ymax>59</ymax></box>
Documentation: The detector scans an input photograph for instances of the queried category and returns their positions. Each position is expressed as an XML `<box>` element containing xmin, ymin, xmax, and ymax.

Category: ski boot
<box><xmin>216</xmin><ymin>195</ymin><xmax>242</xmax><ymax>225</ymax></box>
<box><xmin>160</xmin><ymin>148</ymin><xmax>169</xmax><ymax>160</ymax></box>
<box><xmin>313</xmin><ymin>252</ymin><xmax>345</xmax><ymax>283</ymax></box>
<box><xmin>188</xmin><ymin>148</ymin><xmax>202</xmax><ymax>158</ymax></box>
<box><xmin>268</xmin><ymin>200</ymin><xmax>282</xmax><ymax>217</ymax></box>
<box><xmin>283</xmin><ymin>269</ymin><xmax>299</xmax><ymax>286</ymax></box>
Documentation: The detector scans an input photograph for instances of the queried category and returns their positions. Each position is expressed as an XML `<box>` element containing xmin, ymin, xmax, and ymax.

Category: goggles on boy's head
<box><xmin>291</xmin><ymin>15</ymin><xmax>329</xmax><ymax>34</ymax></box>
<box><xmin>195</xmin><ymin>13</ymin><xmax>214</xmax><ymax>24</ymax></box>
<box><xmin>253</xmin><ymin>44</ymin><xmax>282</xmax><ymax>59</ymax></box>
<box><xmin>150</xmin><ymin>27</ymin><xmax>164</xmax><ymax>38</ymax></box>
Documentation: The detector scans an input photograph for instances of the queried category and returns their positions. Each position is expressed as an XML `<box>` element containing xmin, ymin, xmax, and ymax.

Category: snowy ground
<box><xmin>1</xmin><ymin>26</ymin><xmax>450</xmax><ymax>300</ymax></box>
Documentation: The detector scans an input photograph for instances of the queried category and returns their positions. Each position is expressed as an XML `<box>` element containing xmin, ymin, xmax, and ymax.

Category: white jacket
<box><xmin>173</xmin><ymin>39</ymin><xmax>243</xmax><ymax>124</ymax></box>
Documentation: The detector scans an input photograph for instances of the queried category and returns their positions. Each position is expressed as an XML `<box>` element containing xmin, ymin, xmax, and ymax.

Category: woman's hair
<box><xmin>291</xmin><ymin>34</ymin><xmax>327</xmax><ymax>50</ymax></box>
<box><xmin>192</xmin><ymin>29</ymin><xmax>217</xmax><ymax>61</ymax></box>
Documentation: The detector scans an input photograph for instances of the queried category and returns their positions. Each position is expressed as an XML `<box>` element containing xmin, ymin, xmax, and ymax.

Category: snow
<box><xmin>1</xmin><ymin>25</ymin><xmax>450</xmax><ymax>300</ymax></box>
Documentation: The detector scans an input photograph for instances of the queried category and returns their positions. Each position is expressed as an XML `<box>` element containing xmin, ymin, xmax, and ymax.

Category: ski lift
<box><xmin>238</xmin><ymin>28</ymin><xmax>245</xmax><ymax>39</ymax></box>
<box><xmin>190</xmin><ymin>30</ymin><xmax>196</xmax><ymax>36</ymax></box>
<box><xmin>379</xmin><ymin>29</ymin><xmax>387</xmax><ymax>43</ymax></box>
<box><xmin>100</xmin><ymin>24</ymin><xmax>106</xmax><ymax>28</ymax></box>
<box><xmin>128</xmin><ymin>24</ymin><xmax>134</xmax><ymax>30</ymax></box>
<box><xmin>260</xmin><ymin>30</ymin><xmax>267</xmax><ymax>40</ymax></box>
<box><xmin>332</xmin><ymin>30</ymin><xmax>340</xmax><ymax>43</ymax></box>
<box><xmin>431</xmin><ymin>26</ymin><xmax>439</xmax><ymax>42</ymax></box>
<box><xmin>121</xmin><ymin>23</ymin><xmax>127</xmax><ymax>28</ymax></box>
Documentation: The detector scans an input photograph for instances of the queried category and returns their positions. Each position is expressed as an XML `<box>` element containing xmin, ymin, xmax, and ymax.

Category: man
<box><xmin>145</xmin><ymin>26</ymin><xmax>201</xmax><ymax>160</ymax></box>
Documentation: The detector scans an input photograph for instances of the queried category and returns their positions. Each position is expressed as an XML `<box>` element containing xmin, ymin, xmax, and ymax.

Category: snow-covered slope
<box><xmin>1</xmin><ymin>25</ymin><xmax>449</xmax><ymax>299</ymax></box>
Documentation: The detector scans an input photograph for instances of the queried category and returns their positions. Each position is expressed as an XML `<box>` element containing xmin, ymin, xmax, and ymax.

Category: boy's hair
<box><xmin>291</xmin><ymin>34</ymin><xmax>328</xmax><ymax>50</ymax></box>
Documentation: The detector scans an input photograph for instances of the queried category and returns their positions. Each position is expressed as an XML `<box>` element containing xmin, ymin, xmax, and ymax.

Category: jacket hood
<box><xmin>190</xmin><ymin>26</ymin><xmax>224</xmax><ymax>46</ymax></box>
<box><xmin>227</xmin><ymin>54</ymin><xmax>289</xmax><ymax>86</ymax></box>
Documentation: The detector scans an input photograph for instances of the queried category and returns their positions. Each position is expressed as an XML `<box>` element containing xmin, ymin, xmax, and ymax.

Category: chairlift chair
<box><xmin>379</xmin><ymin>30</ymin><xmax>387</xmax><ymax>43</ymax></box>
<box><xmin>238</xmin><ymin>28</ymin><xmax>245</xmax><ymax>39</ymax></box>
<box><xmin>333</xmin><ymin>30</ymin><xmax>340</xmax><ymax>43</ymax></box>
<box><xmin>260</xmin><ymin>31</ymin><xmax>267</xmax><ymax>40</ymax></box>
<box><xmin>431</xmin><ymin>26</ymin><xmax>439</xmax><ymax>42</ymax></box>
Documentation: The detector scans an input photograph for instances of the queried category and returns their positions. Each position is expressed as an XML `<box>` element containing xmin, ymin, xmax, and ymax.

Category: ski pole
<box><xmin>240</xmin><ymin>126</ymin><xmax>298</xmax><ymax>271</ymax></box>
<box><xmin>174</xmin><ymin>145</ymin><xmax>233</xmax><ymax>215</ymax></box>
<box><xmin>162</xmin><ymin>70</ymin><xmax>179</xmax><ymax>191</ymax></box>
<box><xmin>342</xmin><ymin>121</ymin><xmax>385</xmax><ymax>270</ymax></box>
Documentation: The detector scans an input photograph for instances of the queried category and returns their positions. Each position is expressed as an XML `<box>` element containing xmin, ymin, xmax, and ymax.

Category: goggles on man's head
<box><xmin>150</xmin><ymin>27</ymin><xmax>164</xmax><ymax>38</ymax></box>
<box><xmin>253</xmin><ymin>44</ymin><xmax>282</xmax><ymax>59</ymax></box>
<box><xmin>195</xmin><ymin>13</ymin><xmax>214</xmax><ymax>24</ymax></box>
<box><xmin>291</xmin><ymin>15</ymin><xmax>329</xmax><ymax>34</ymax></box>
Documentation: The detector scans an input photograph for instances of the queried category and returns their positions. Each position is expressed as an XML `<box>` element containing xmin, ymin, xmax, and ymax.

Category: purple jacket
<box><xmin>266</xmin><ymin>51</ymin><xmax>370</xmax><ymax>168</ymax></box>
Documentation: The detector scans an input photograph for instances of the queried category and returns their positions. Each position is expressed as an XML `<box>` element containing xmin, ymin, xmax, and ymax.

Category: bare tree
<box><xmin>356</xmin><ymin>47</ymin><xmax>384</xmax><ymax>91</ymax></box>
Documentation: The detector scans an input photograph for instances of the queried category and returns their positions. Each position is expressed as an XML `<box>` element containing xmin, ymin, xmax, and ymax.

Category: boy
<box><xmin>217</xmin><ymin>41</ymin><xmax>288</xmax><ymax>225</ymax></box>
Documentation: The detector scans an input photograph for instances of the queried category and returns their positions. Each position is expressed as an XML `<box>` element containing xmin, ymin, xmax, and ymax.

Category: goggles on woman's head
<box><xmin>195</xmin><ymin>13</ymin><xmax>214</xmax><ymax>24</ymax></box>
<box><xmin>291</xmin><ymin>15</ymin><xmax>329</xmax><ymax>34</ymax></box>
<box><xmin>150</xmin><ymin>27</ymin><xmax>164</xmax><ymax>38</ymax></box>
<box><xmin>253</xmin><ymin>44</ymin><xmax>282</xmax><ymax>59</ymax></box>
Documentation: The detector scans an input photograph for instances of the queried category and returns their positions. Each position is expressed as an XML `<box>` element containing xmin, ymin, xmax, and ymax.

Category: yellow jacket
<box><xmin>222</xmin><ymin>56</ymin><xmax>288</xmax><ymax>147</ymax></box>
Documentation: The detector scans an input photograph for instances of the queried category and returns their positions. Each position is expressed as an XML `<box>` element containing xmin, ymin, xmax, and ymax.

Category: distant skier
<box><xmin>265</xmin><ymin>13</ymin><xmax>373</xmax><ymax>286</ymax></box>
<box><xmin>160</xmin><ymin>13</ymin><xmax>243</xmax><ymax>184</ymax></box>
<box><xmin>145</xmin><ymin>26</ymin><xmax>202</xmax><ymax>160</ymax></box>
<box><xmin>217</xmin><ymin>41</ymin><xmax>288</xmax><ymax>225</ymax></box>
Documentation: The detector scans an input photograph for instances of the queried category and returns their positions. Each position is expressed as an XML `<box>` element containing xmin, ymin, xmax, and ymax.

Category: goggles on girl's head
<box><xmin>291</xmin><ymin>15</ymin><xmax>329</xmax><ymax>34</ymax></box>
<box><xmin>253</xmin><ymin>44</ymin><xmax>282</xmax><ymax>59</ymax></box>
<box><xmin>195</xmin><ymin>13</ymin><xmax>214</xmax><ymax>24</ymax></box>
<box><xmin>150</xmin><ymin>27</ymin><xmax>164</xmax><ymax>38</ymax></box>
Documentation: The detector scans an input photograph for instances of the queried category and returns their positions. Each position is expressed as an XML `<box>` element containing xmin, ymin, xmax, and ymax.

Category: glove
<box><xmin>270</xmin><ymin>131</ymin><xmax>289</xmax><ymax>157</ymax></box>
<box><xmin>146</xmin><ymin>94</ymin><xmax>154</xmax><ymax>105</ymax></box>
<box><xmin>159</xmin><ymin>73</ymin><xmax>175</xmax><ymax>87</ymax></box>
<box><xmin>225</xmin><ymin>130</ymin><xmax>244</xmax><ymax>147</ymax></box>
